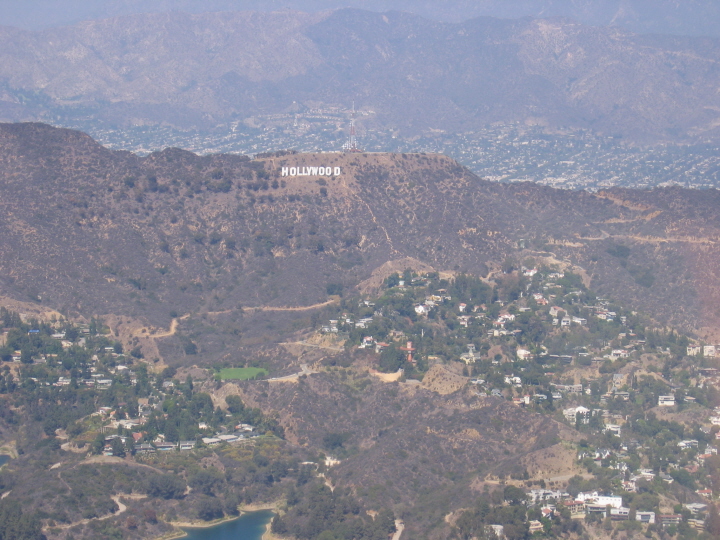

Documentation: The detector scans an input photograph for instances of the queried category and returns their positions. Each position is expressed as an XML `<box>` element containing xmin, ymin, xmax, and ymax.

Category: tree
<box><xmin>147</xmin><ymin>474</ymin><xmax>186</xmax><ymax>499</ymax></box>
<box><xmin>0</xmin><ymin>499</ymin><xmax>43</xmax><ymax>540</ymax></box>
<box><xmin>225</xmin><ymin>395</ymin><xmax>245</xmax><ymax>415</ymax></box>
<box><xmin>197</xmin><ymin>497</ymin><xmax>224</xmax><ymax>521</ymax></box>
<box><xmin>503</xmin><ymin>485</ymin><xmax>526</xmax><ymax>505</ymax></box>
<box><xmin>91</xmin><ymin>431</ymin><xmax>106</xmax><ymax>455</ymax></box>
<box><xmin>706</xmin><ymin>504</ymin><xmax>720</xmax><ymax>537</ymax></box>
<box><xmin>322</xmin><ymin>432</ymin><xmax>350</xmax><ymax>452</ymax></box>
<box><xmin>180</xmin><ymin>336</ymin><xmax>197</xmax><ymax>355</ymax></box>
<box><xmin>189</xmin><ymin>469</ymin><xmax>223</xmax><ymax>496</ymax></box>
<box><xmin>272</xmin><ymin>515</ymin><xmax>288</xmax><ymax>534</ymax></box>
<box><xmin>378</xmin><ymin>345</ymin><xmax>406</xmax><ymax>373</ymax></box>
<box><xmin>111</xmin><ymin>437</ymin><xmax>125</xmax><ymax>457</ymax></box>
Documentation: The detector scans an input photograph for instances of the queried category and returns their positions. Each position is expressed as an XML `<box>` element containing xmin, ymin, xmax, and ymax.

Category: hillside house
<box><xmin>528</xmin><ymin>521</ymin><xmax>543</xmax><ymax>533</ymax></box>
<box><xmin>659</xmin><ymin>515</ymin><xmax>682</xmax><ymax>527</ymax></box>
<box><xmin>155</xmin><ymin>442</ymin><xmax>178</xmax><ymax>452</ymax></box>
<box><xmin>202</xmin><ymin>437</ymin><xmax>221</xmax><ymax>446</ymax></box>
<box><xmin>636</xmin><ymin>511</ymin><xmax>655</xmax><ymax>524</ymax></box>
<box><xmin>622</xmin><ymin>480</ymin><xmax>637</xmax><ymax>492</ymax></box>
<box><xmin>610</xmin><ymin>507</ymin><xmax>631</xmax><ymax>521</ymax></box>
<box><xmin>658</xmin><ymin>395</ymin><xmax>676</xmax><ymax>406</ymax></box>
<box><xmin>563</xmin><ymin>406</ymin><xmax>590</xmax><ymax>424</ymax></box>
<box><xmin>678</xmin><ymin>439</ymin><xmax>699</xmax><ymax>449</ymax></box>
<box><xmin>490</xmin><ymin>525</ymin><xmax>504</xmax><ymax>538</ymax></box>
<box><xmin>576</xmin><ymin>492</ymin><xmax>623</xmax><ymax>509</ymax></box>
<box><xmin>683</xmin><ymin>502</ymin><xmax>707</xmax><ymax>515</ymax></box>
<box><xmin>586</xmin><ymin>504</ymin><xmax>608</xmax><ymax>517</ymax></box>
<box><xmin>552</xmin><ymin>383</ymin><xmax>582</xmax><ymax>393</ymax></box>
<box><xmin>562</xmin><ymin>500</ymin><xmax>585</xmax><ymax>516</ymax></box>
<box><xmin>135</xmin><ymin>443</ymin><xmax>155</xmax><ymax>454</ymax></box>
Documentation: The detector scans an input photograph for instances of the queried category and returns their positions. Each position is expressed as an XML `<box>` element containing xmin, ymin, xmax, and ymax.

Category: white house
<box><xmin>576</xmin><ymin>492</ymin><xmax>623</xmax><ymax>509</ymax></box>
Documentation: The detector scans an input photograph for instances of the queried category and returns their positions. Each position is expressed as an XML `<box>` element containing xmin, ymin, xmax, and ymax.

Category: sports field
<box><xmin>218</xmin><ymin>367</ymin><xmax>267</xmax><ymax>380</ymax></box>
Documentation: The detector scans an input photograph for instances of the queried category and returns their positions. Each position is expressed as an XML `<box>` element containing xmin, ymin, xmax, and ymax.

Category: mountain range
<box><xmin>6</xmin><ymin>0</ymin><xmax>720</xmax><ymax>37</ymax></box>
<box><xmin>3</xmin><ymin>9</ymin><xmax>720</xmax><ymax>142</ymax></box>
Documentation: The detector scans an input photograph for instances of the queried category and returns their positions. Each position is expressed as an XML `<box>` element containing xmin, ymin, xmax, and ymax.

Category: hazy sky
<box><xmin>2</xmin><ymin>0</ymin><xmax>720</xmax><ymax>36</ymax></box>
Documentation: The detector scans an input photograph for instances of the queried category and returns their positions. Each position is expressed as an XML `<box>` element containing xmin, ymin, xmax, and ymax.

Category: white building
<box><xmin>576</xmin><ymin>492</ymin><xmax>623</xmax><ymax>509</ymax></box>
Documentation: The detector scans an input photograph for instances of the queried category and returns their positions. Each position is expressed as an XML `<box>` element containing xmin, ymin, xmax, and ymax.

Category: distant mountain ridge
<box><xmin>5</xmin><ymin>0</ymin><xmax>720</xmax><ymax>37</ymax></box>
<box><xmin>3</xmin><ymin>9</ymin><xmax>720</xmax><ymax>142</ymax></box>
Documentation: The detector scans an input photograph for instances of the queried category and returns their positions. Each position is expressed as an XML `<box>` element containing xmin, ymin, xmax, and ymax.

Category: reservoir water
<box><xmin>181</xmin><ymin>510</ymin><xmax>274</xmax><ymax>540</ymax></box>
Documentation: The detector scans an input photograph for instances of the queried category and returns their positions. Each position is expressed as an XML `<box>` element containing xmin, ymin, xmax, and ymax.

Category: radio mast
<box><xmin>342</xmin><ymin>102</ymin><xmax>362</xmax><ymax>152</ymax></box>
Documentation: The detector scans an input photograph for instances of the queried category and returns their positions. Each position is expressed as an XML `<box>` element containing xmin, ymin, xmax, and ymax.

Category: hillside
<box><xmin>3</xmin><ymin>10</ymin><xmax>720</xmax><ymax>142</ymax></box>
<box><xmin>2</xmin><ymin>124</ymin><xmax>720</xmax><ymax>538</ymax></box>
<box><xmin>1</xmin><ymin>123</ymin><xmax>720</xmax><ymax>363</ymax></box>
<box><xmin>222</xmin><ymin>372</ymin><xmax>575</xmax><ymax>537</ymax></box>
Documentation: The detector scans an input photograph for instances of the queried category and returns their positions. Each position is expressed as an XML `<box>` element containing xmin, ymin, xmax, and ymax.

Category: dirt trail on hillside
<box><xmin>42</xmin><ymin>494</ymin><xmax>146</xmax><ymax>531</ymax></box>
<box><xmin>108</xmin><ymin>299</ymin><xmax>339</xmax><ymax>367</ymax></box>
<box><xmin>577</xmin><ymin>232</ymin><xmax>717</xmax><ymax>245</ymax></box>
<box><xmin>392</xmin><ymin>520</ymin><xmax>404</xmax><ymax>540</ymax></box>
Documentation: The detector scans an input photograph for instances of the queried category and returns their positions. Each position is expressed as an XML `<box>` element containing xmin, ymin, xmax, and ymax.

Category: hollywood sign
<box><xmin>280</xmin><ymin>166</ymin><xmax>341</xmax><ymax>177</ymax></box>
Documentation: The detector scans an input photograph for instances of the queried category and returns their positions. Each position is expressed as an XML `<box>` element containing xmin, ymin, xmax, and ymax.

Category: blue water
<box><xmin>0</xmin><ymin>455</ymin><xmax>9</xmax><ymax>467</ymax></box>
<box><xmin>182</xmin><ymin>510</ymin><xmax>275</xmax><ymax>540</ymax></box>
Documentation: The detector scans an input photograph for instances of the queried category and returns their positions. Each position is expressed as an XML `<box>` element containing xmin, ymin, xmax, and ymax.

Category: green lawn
<box><xmin>218</xmin><ymin>367</ymin><xmax>268</xmax><ymax>380</ymax></box>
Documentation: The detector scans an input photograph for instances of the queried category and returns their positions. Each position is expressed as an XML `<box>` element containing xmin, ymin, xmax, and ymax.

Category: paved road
<box><xmin>268</xmin><ymin>364</ymin><xmax>317</xmax><ymax>382</ymax></box>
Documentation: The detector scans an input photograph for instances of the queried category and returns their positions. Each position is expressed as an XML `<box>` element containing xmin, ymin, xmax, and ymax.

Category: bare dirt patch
<box><xmin>369</xmin><ymin>369</ymin><xmax>403</xmax><ymax>383</ymax></box>
<box><xmin>519</xmin><ymin>442</ymin><xmax>584</xmax><ymax>483</ymax></box>
<box><xmin>421</xmin><ymin>364</ymin><xmax>467</xmax><ymax>395</ymax></box>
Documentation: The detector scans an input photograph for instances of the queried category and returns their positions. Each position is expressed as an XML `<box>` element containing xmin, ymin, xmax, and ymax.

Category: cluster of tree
<box><xmin>0</xmin><ymin>499</ymin><xmax>44</xmax><ymax>540</ymax></box>
<box><xmin>146</xmin><ymin>473</ymin><xmax>187</xmax><ymax>500</ymax></box>
<box><xmin>272</xmin><ymin>483</ymin><xmax>395</xmax><ymax>540</ymax></box>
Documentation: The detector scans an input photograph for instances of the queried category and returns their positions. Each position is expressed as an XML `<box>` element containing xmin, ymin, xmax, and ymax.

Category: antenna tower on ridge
<box><xmin>342</xmin><ymin>102</ymin><xmax>362</xmax><ymax>152</ymax></box>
